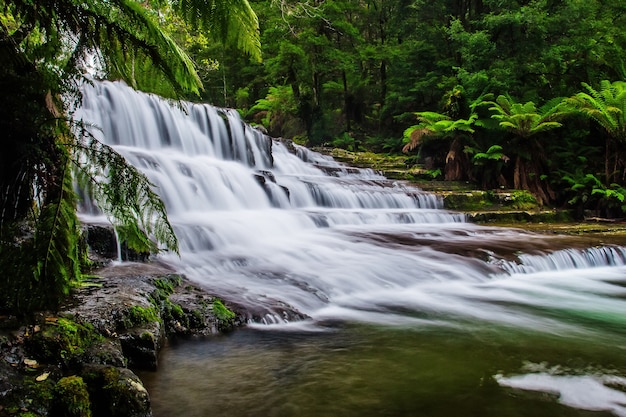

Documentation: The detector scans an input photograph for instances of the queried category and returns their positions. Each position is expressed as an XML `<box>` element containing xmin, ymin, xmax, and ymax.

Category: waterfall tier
<box><xmin>75</xmin><ymin>81</ymin><xmax>626</xmax><ymax>332</ymax></box>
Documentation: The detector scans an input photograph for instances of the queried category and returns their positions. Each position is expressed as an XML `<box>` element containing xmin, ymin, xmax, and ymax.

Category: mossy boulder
<box><xmin>118</xmin><ymin>320</ymin><xmax>163</xmax><ymax>371</ymax></box>
<box><xmin>81</xmin><ymin>365</ymin><xmax>150</xmax><ymax>417</ymax></box>
<box><xmin>26</xmin><ymin>317</ymin><xmax>103</xmax><ymax>367</ymax></box>
<box><xmin>212</xmin><ymin>299</ymin><xmax>237</xmax><ymax>332</ymax></box>
<box><xmin>52</xmin><ymin>375</ymin><xmax>91</xmax><ymax>417</ymax></box>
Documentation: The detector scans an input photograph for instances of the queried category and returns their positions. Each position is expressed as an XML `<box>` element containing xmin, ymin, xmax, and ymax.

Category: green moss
<box><xmin>23</xmin><ymin>377</ymin><xmax>55</xmax><ymax>402</ymax></box>
<box><xmin>8</xmin><ymin>376</ymin><xmax>57</xmax><ymax>416</ymax></box>
<box><xmin>28</xmin><ymin>317</ymin><xmax>103</xmax><ymax>363</ymax></box>
<box><xmin>212</xmin><ymin>299</ymin><xmax>235</xmax><ymax>322</ymax></box>
<box><xmin>139</xmin><ymin>331</ymin><xmax>155</xmax><ymax>343</ymax></box>
<box><xmin>148</xmin><ymin>275</ymin><xmax>191</xmax><ymax>331</ymax></box>
<box><xmin>123</xmin><ymin>306</ymin><xmax>159</xmax><ymax>328</ymax></box>
<box><xmin>52</xmin><ymin>376</ymin><xmax>91</xmax><ymax>417</ymax></box>
<box><xmin>508</xmin><ymin>190</ymin><xmax>539</xmax><ymax>210</ymax></box>
<box><xmin>327</xmin><ymin>148</ymin><xmax>412</xmax><ymax>172</ymax></box>
<box><xmin>82</xmin><ymin>365</ymin><xmax>150</xmax><ymax>417</ymax></box>
<box><xmin>442</xmin><ymin>191</ymin><xmax>492</xmax><ymax>210</ymax></box>
<box><xmin>189</xmin><ymin>308</ymin><xmax>206</xmax><ymax>328</ymax></box>
<box><xmin>153</xmin><ymin>275</ymin><xmax>181</xmax><ymax>296</ymax></box>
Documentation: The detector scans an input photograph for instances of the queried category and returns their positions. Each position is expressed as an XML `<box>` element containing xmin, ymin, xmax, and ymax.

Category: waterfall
<box><xmin>75</xmin><ymin>80</ymin><xmax>626</xmax><ymax>332</ymax></box>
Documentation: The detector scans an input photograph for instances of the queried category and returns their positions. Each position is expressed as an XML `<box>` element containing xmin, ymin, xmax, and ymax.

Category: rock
<box><xmin>85</xmin><ymin>225</ymin><xmax>119</xmax><ymax>260</ymax></box>
<box><xmin>0</xmin><ymin>261</ymin><xmax>255</xmax><ymax>417</ymax></box>
<box><xmin>83</xmin><ymin>339</ymin><xmax>127</xmax><ymax>368</ymax></box>
<box><xmin>52</xmin><ymin>375</ymin><xmax>91</xmax><ymax>417</ymax></box>
<box><xmin>119</xmin><ymin>321</ymin><xmax>163</xmax><ymax>371</ymax></box>
<box><xmin>82</xmin><ymin>365</ymin><xmax>151</xmax><ymax>417</ymax></box>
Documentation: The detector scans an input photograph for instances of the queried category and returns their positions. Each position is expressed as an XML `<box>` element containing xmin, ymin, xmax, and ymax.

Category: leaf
<box><xmin>24</xmin><ymin>359</ymin><xmax>38</xmax><ymax>368</ymax></box>
<box><xmin>36</xmin><ymin>372</ymin><xmax>51</xmax><ymax>382</ymax></box>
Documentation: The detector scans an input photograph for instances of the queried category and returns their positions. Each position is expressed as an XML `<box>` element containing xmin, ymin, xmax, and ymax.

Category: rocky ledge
<box><xmin>0</xmin><ymin>261</ymin><xmax>246</xmax><ymax>417</ymax></box>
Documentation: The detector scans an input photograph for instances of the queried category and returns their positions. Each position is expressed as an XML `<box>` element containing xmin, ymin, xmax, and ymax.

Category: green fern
<box><xmin>565</xmin><ymin>80</ymin><xmax>626</xmax><ymax>138</ymax></box>
<box><xmin>164</xmin><ymin>0</ymin><xmax>261</xmax><ymax>63</ymax></box>
<box><xmin>480</xmin><ymin>95</ymin><xmax>565</xmax><ymax>138</ymax></box>
<box><xmin>72</xmin><ymin>124</ymin><xmax>178</xmax><ymax>254</ymax></box>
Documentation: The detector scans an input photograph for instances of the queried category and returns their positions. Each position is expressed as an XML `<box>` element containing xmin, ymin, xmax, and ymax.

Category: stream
<box><xmin>76</xmin><ymin>80</ymin><xmax>626</xmax><ymax>417</ymax></box>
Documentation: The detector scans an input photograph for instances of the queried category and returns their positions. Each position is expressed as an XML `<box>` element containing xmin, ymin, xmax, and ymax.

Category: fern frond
<box><xmin>72</xmin><ymin>123</ymin><xmax>178</xmax><ymax>254</ymax></box>
<box><xmin>169</xmin><ymin>0</ymin><xmax>261</xmax><ymax>62</ymax></box>
<box><xmin>402</xmin><ymin>126</ymin><xmax>430</xmax><ymax>153</ymax></box>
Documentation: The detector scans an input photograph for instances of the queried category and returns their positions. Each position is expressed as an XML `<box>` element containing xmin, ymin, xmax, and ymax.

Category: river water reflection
<box><xmin>141</xmin><ymin>320</ymin><xmax>626</xmax><ymax>417</ymax></box>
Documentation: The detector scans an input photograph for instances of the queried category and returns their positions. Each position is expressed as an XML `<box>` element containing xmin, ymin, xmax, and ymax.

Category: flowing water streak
<box><xmin>75</xmin><ymin>80</ymin><xmax>626</xmax><ymax>333</ymax></box>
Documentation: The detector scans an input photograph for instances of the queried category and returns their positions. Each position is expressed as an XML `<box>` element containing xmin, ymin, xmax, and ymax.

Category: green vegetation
<box><xmin>212</xmin><ymin>299</ymin><xmax>236</xmax><ymax>322</ymax></box>
<box><xmin>53</xmin><ymin>376</ymin><xmax>92</xmax><ymax>417</ymax></box>
<box><xmin>181</xmin><ymin>0</ymin><xmax>626</xmax><ymax>218</ymax></box>
<box><xmin>124</xmin><ymin>306</ymin><xmax>160</xmax><ymax>328</ymax></box>
<box><xmin>149</xmin><ymin>275</ymin><xmax>191</xmax><ymax>330</ymax></box>
<box><xmin>81</xmin><ymin>365</ymin><xmax>150</xmax><ymax>417</ymax></box>
<box><xmin>27</xmin><ymin>317</ymin><xmax>103</xmax><ymax>364</ymax></box>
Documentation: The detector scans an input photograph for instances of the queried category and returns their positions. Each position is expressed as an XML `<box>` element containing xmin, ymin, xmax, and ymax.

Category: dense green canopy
<box><xmin>192</xmin><ymin>0</ymin><xmax>626</xmax><ymax>214</ymax></box>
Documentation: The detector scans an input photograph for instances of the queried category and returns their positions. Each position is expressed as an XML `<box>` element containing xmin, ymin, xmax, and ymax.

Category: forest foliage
<box><xmin>185</xmin><ymin>0</ymin><xmax>626</xmax><ymax>215</ymax></box>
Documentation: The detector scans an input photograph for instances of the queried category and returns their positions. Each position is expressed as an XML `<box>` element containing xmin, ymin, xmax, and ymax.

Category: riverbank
<box><xmin>0</xmin><ymin>260</ymin><xmax>247</xmax><ymax>417</ymax></box>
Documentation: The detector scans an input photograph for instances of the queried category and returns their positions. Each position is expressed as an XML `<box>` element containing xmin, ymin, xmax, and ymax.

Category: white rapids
<box><xmin>74</xmin><ymin>80</ymin><xmax>626</xmax><ymax>335</ymax></box>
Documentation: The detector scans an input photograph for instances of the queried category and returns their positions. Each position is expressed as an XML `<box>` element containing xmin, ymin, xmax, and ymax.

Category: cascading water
<box><xmin>76</xmin><ymin>81</ymin><xmax>626</xmax><ymax>417</ymax></box>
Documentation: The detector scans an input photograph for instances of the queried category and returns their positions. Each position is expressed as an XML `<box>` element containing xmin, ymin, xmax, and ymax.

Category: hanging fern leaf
<box><xmin>72</xmin><ymin>123</ymin><xmax>178</xmax><ymax>254</ymax></box>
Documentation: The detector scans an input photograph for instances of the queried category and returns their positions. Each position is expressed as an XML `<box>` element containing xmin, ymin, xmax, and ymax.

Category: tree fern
<box><xmin>402</xmin><ymin>111</ymin><xmax>477</xmax><ymax>180</ymax></box>
<box><xmin>565</xmin><ymin>80</ymin><xmax>626</xmax><ymax>184</ymax></box>
<box><xmin>565</xmin><ymin>80</ymin><xmax>626</xmax><ymax>141</ymax></box>
<box><xmin>482</xmin><ymin>95</ymin><xmax>565</xmax><ymax>138</ymax></box>
<box><xmin>161</xmin><ymin>0</ymin><xmax>261</xmax><ymax>62</ymax></box>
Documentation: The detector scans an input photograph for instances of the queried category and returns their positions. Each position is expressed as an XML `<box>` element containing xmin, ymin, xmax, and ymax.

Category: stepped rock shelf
<box><xmin>324</xmin><ymin>147</ymin><xmax>626</xmax><ymax>227</ymax></box>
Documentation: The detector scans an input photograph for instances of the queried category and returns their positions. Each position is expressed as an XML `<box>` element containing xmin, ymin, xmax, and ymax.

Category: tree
<box><xmin>565</xmin><ymin>80</ymin><xmax>626</xmax><ymax>184</ymax></box>
<box><xmin>402</xmin><ymin>111</ymin><xmax>477</xmax><ymax>181</ymax></box>
<box><xmin>479</xmin><ymin>94</ymin><xmax>567</xmax><ymax>204</ymax></box>
<box><xmin>0</xmin><ymin>0</ymin><xmax>260</xmax><ymax>313</ymax></box>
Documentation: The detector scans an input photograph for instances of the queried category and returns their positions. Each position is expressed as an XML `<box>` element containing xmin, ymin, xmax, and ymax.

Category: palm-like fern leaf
<box><xmin>164</xmin><ymin>0</ymin><xmax>261</xmax><ymax>62</ymax></box>
<box><xmin>566</xmin><ymin>81</ymin><xmax>626</xmax><ymax>141</ymax></box>
<box><xmin>483</xmin><ymin>95</ymin><xmax>564</xmax><ymax>138</ymax></box>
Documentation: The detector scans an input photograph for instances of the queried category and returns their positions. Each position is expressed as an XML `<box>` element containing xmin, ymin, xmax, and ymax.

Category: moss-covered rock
<box><xmin>212</xmin><ymin>299</ymin><xmax>236</xmax><ymax>332</ymax></box>
<box><xmin>81</xmin><ymin>365</ymin><xmax>150</xmax><ymax>417</ymax></box>
<box><xmin>121</xmin><ymin>306</ymin><xmax>159</xmax><ymax>329</ymax></box>
<box><xmin>118</xmin><ymin>321</ymin><xmax>163</xmax><ymax>371</ymax></box>
<box><xmin>26</xmin><ymin>317</ymin><xmax>103</xmax><ymax>367</ymax></box>
<box><xmin>1</xmin><ymin>265</ymin><xmax>250</xmax><ymax>417</ymax></box>
<box><xmin>52</xmin><ymin>375</ymin><xmax>91</xmax><ymax>417</ymax></box>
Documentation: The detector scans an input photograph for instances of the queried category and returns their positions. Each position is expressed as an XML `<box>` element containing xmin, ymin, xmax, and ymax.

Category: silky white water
<box><xmin>77</xmin><ymin>81</ymin><xmax>626</xmax><ymax>416</ymax></box>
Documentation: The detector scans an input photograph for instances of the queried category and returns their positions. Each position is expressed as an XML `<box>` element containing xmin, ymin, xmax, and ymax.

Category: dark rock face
<box><xmin>82</xmin><ymin>365</ymin><xmax>151</xmax><ymax>417</ymax></box>
<box><xmin>119</xmin><ymin>322</ymin><xmax>163</xmax><ymax>371</ymax></box>
<box><xmin>85</xmin><ymin>225</ymin><xmax>119</xmax><ymax>260</ymax></box>
<box><xmin>84</xmin><ymin>225</ymin><xmax>151</xmax><ymax>263</ymax></box>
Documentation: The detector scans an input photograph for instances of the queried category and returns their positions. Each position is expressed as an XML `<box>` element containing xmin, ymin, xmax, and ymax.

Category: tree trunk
<box><xmin>342</xmin><ymin>70</ymin><xmax>351</xmax><ymax>132</ymax></box>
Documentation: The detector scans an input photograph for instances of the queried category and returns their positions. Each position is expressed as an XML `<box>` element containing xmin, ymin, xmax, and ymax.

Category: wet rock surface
<box><xmin>0</xmin><ymin>260</ymin><xmax>247</xmax><ymax>417</ymax></box>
